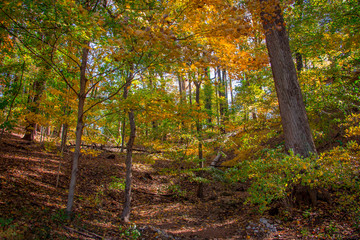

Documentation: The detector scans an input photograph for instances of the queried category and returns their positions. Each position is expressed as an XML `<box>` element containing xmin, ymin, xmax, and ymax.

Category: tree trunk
<box><xmin>120</xmin><ymin>116</ymin><xmax>126</xmax><ymax>153</ymax></box>
<box><xmin>121</xmin><ymin>109</ymin><xmax>135</xmax><ymax>222</ymax></box>
<box><xmin>259</xmin><ymin>0</ymin><xmax>316</xmax><ymax>157</ymax></box>
<box><xmin>189</xmin><ymin>78</ymin><xmax>192</xmax><ymax>105</ymax></box>
<box><xmin>121</xmin><ymin>81</ymin><xmax>135</xmax><ymax>223</ymax></box>
<box><xmin>218</xmin><ymin>67</ymin><xmax>228</xmax><ymax>133</ymax></box>
<box><xmin>66</xmin><ymin>43</ymin><xmax>90</xmax><ymax>215</ymax></box>
<box><xmin>60</xmin><ymin>123</ymin><xmax>68</xmax><ymax>153</ymax></box>
<box><xmin>194</xmin><ymin>81</ymin><xmax>204</xmax><ymax>199</ymax></box>
<box><xmin>203</xmin><ymin>68</ymin><xmax>212</xmax><ymax>127</ymax></box>
<box><xmin>295</xmin><ymin>52</ymin><xmax>303</xmax><ymax>73</ymax></box>
<box><xmin>23</xmin><ymin>69</ymin><xmax>47</xmax><ymax>141</ymax></box>
<box><xmin>215</xmin><ymin>69</ymin><xmax>220</xmax><ymax>129</ymax></box>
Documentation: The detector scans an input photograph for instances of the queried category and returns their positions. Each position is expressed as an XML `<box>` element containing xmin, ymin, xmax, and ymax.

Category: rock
<box><xmin>259</xmin><ymin>218</ymin><xmax>268</xmax><ymax>224</ymax></box>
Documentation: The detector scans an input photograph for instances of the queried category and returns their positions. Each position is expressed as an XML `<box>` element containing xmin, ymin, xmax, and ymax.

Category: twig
<box><xmin>63</xmin><ymin>226</ymin><xmax>103</xmax><ymax>239</ymax></box>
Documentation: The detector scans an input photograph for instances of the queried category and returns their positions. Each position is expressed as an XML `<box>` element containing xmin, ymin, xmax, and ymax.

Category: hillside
<box><xmin>1</xmin><ymin>130</ymin><xmax>359</xmax><ymax>239</ymax></box>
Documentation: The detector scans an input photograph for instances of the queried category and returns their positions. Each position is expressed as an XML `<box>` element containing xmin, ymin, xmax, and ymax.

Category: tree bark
<box><xmin>218</xmin><ymin>67</ymin><xmax>228</xmax><ymax>133</ymax></box>
<box><xmin>23</xmin><ymin>68</ymin><xmax>47</xmax><ymax>141</ymax></box>
<box><xmin>259</xmin><ymin>0</ymin><xmax>316</xmax><ymax>157</ymax></box>
<box><xmin>295</xmin><ymin>52</ymin><xmax>303</xmax><ymax>73</ymax></box>
<box><xmin>120</xmin><ymin>116</ymin><xmax>126</xmax><ymax>153</ymax></box>
<box><xmin>60</xmin><ymin>123</ymin><xmax>68</xmax><ymax>153</ymax></box>
<box><xmin>121</xmin><ymin>81</ymin><xmax>135</xmax><ymax>223</ymax></box>
<box><xmin>203</xmin><ymin>68</ymin><xmax>212</xmax><ymax>126</ymax></box>
<box><xmin>66</xmin><ymin>43</ymin><xmax>90</xmax><ymax>215</ymax></box>
<box><xmin>194</xmin><ymin>81</ymin><xmax>204</xmax><ymax>198</ymax></box>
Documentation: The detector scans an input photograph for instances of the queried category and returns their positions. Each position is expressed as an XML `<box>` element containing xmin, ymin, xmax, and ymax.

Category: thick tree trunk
<box><xmin>259</xmin><ymin>0</ymin><xmax>316</xmax><ymax>157</ymax></box>
<box><xmin>178</xmin><ymin>74</ymin><xmax>186</xmax><ymax>104</ymax></box>
<box><xmin>23</xmin><ymin>69</ymin><xmax>47</xmax><ymax>141</ymax></box>
<box><xmin>23</xmin><ymin>123</ymin><xmax>37</xmax><ymax>141</ymax></box>
<box><xmin>66</xmin><ymin>43</ymin><xmax>90</xmax><ymax>215</ymax></box>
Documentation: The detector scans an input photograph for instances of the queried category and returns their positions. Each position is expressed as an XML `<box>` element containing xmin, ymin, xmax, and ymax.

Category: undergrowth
<box><xmin>225</xmin><ymin>141</ymin><xmax>360</xmax><ymax>215</ymax></box>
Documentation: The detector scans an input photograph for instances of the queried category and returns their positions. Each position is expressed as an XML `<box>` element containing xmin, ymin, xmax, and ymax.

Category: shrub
<box><xmin>226</xmin><ymin>142</ymin><xmax>360</xmax><ymax>213</ymax></box>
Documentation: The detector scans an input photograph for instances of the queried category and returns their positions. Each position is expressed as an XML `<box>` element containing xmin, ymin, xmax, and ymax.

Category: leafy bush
<box><xmin>226</xmin><ymin>142</ymin><xmax>360</xmax><ymax>212</ymax></box>
<box><xmin>119</xmin><ymin>224</ymin><xmax>141</xmax><ymax>239</ymax></box>
<box><xmin>167</xmin><ymin>182</ymin><xmax>187</xmax><ymax>198</ymax></box>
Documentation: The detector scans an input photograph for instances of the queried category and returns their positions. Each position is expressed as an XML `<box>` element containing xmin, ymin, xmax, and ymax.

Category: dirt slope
<box><xmin>1</xmin><ymin>132</ymin><xmax>357</xmax><ymax>239</ymax></box>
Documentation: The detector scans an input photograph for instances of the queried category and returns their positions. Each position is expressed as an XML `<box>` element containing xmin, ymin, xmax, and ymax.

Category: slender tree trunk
<box><xmin>215</xmin><ymin>69</ymin><xmax>220</xmax><ymax>129</ymax></box>
<box><xmin>295</xmin><ymin>52</ymin><xmax>303</xmax><ymax>73</ymax></box>
<box><xmin>188</xmin><ymin>78</ymin><xmax>192</xmax><ymax>105</ymax></box>
<box><xmin>223</xmin><ymin>70</ymin><xmax>229</xmax><ymax>120</ymax></box>
<box><xmin>120</xmin><ymin>116</ymin><xmax>126</xmax><ymax>153</ymax></box>
<box><xmin>60</xmin><ymin>123</ymin><xmax>68</xmax><ymax>153</ymax></box>
<box><xmin>66</xmin><ymin>43</ymin><xmax>90</xmax><ymax>215</ymax></box>
<box><xmin>121</xmin><ymin>80</ymin><xmax>135</xmax><ymax>222</ymax></box>
<box><xmin>178</xmin><ymin>75</ymin><xmax>186</xmax><ymax>130</ymax></box>
<box><xmin>218</xmin><ymin>67</ymin><xmax>227</xmax><ymax>133</ymax></box>
<box><xmin>121</xmin><ymin>109</ymin><xmax>135</xmax><ymax>222</ymax></box>
<box><xmin>194</xmin><ymin>81</ymin><xmax>204</xmax><ymax>198</ymax></box>
<box><xmin>203</xmin><ymin>68</ymin><xmax>212</xmax><ymax>127</ymax></box>
<box><xmin>259</xmin><ymin>0</ymin><xmax>316</xmax><ymax>157</ymax></box>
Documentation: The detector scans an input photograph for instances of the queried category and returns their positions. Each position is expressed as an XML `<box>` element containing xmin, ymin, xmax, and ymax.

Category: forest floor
<box><xmin>0</xmin><ymin>132</ymin><xmax>359</xmax><ymax>239</ymax></box>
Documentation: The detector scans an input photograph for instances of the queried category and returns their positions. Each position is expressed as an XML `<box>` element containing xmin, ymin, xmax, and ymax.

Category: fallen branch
<box><xmin>77</xmin><ymin>227</ymin><xmax>104</xmax><ymax>239</ymax></box>
<box><xmin>134</xmin><ymin>188</ymin><xmax>174</xmax><ymax>197</ymax></box>
<box><xmin>2</xmin><ymin>142</ymin><xmax>28</xmax><ymax>150</ymax></box>
<box><xmin>209</xmin><ymin>131</ymin><xmax>239</xmax><ymax>167</ymax></box>
<box><xmin>210</xmin><ymin>151</ymin><xmax>224</xmax><ymax>167</ymax></box>
<box><xmin>63</xmin><ymin>226</ymin><xmax>103</xmax><ymax>239</ymax></box>
<box><xmin>108</xmin><ymin>146</ymin><xmax>163</xmax><ymax>154</ymax></box>
<box><xmin>67</xmin><ymin>144</ymin><xmax>163</xmax><ymax>154</ymax></box>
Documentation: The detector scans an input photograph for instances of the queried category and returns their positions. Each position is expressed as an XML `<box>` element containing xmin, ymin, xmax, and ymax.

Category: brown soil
<box><xmin>0</xmin><ymin>132</ymin><xmax>358</xmax><ymax>239</ymax></box>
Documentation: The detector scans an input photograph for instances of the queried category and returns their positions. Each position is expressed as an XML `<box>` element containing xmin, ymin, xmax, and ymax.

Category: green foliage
<box><xmin>108</xmin><ymin>176</ymin><xmax>125</xmax><ymax>191</ymax></box>
<box><xmin>0</xmin><ymin>217</ymin><xmax>13</xmax><ymax>227</ymax></box>
<box><xmin>167</xmin><ymin>182</ymin><xmax>187</xmax><ymax>198</ymax></box>
<box><xmin>190</xmin><ymin>176</ymin><xmax>210</xmax><ymax>184</ymax></box>
<box><xmin>119</xmin><ymin>224</ymin><xmax>141</xmax><ymax>239</ymax></box>
<box><xmin>51</xmin><ymin>209</ymin><xmax>68</xmax><ymax>223</ymax></box>
<box><xmin>302</xmin><ymin>208</ymin><xmax>312</xmax><ymax>219</ymax></box>
<box><xmin>226</xmin><ymin>142</ymin><xmax>360</xmax><ymax>212</ymax></box>
<box><xmin>0</xmin><ymin>227</ymin><xmax>24</xmax><ymax>240</ymax></box>
<box><xmin>0</xmin><ymin>119</ymin><xmax>16</xmax><ymax>132</ymax></box>
<box><xmin>44</xmin><ymin>140</ymin><xmax>57</xmax><ymax>153</ymax></box>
